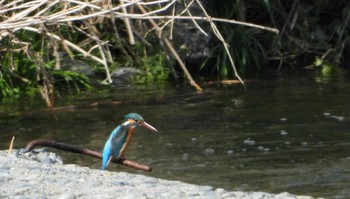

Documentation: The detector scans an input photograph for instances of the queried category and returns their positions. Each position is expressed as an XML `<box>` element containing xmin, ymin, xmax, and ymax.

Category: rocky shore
<box><xmin>0</xmin><ymin>149</ymin><xmax>316</xmax><ymax>199</ymax></box>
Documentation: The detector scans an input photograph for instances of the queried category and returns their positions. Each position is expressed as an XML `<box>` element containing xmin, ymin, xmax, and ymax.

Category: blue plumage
<box><xmin>102</xmin><ymin>125</ymin><xmax>125</xmax><ymax>170</ymax></box>
<box><xmin>101</xmin><ymin>113</ymin><xmax>158</xmax><ymax>170</ymax></box>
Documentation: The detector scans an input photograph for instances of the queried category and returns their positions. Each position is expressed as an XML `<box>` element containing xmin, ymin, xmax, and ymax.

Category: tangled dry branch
<box><xmin>0</xmin><ymin>0</ymin><xmax>278</xmax><ymax>104</ymax></box>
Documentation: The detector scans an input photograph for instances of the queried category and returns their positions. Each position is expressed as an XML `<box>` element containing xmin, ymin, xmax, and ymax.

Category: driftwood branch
<box><xmin>22</xmin><ymin>139</ymin><xmax>152</xmax><ymax>172</ymax></box>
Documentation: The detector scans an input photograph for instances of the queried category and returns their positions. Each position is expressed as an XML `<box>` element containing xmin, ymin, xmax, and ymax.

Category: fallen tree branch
<box><xmin>21</xmin><ymin>139</ymin><xmax>152</xmax><ymax>172</ymax></box>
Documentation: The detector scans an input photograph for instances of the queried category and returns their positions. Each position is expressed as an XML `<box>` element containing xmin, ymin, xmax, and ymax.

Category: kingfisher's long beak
<box><xmin>141</xmin><ymin>121</ymin><xmax>158</xmax><ymax>132</ymax></box>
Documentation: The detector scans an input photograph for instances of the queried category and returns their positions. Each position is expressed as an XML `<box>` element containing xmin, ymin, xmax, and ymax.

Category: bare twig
<box><xmin>137</xmin><ymin>4</ymin><xmax>203</xmax><ymax>92</ymax></box>
<box><xmin>8</xmin><ymin>136</ymin><xmax>15</xmax><ymax>154</ymax></box>
<box><xmin>195</xmin><ymin>0</ymin><xmax>245</xmax><ymax>85</ymax></box>
<box><xmin>22</xmin><ymin>27</ymin><xmax>105</xmax><ymax>65</ymax></box>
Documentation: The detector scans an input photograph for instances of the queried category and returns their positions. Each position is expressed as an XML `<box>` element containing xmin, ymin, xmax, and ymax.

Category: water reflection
<box><xmin>1</xmin><ymin>78</ymin><xmax>350</xmax><ymax>198</ymax></box>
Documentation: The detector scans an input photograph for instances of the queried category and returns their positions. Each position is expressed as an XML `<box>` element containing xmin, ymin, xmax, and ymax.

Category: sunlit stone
<box><xmin>301</xmin><ymin>141</ymin><xmax>308</xmax><ymax>146</ymax></box>
<box><xmin>280</xmin><ymin>118</ymin><xmax>287</xmax><ymax>122</ymax></box>
<box><xmin>280</xmin><ymin>130</ymin><xmax>288</xmax><ymax>136</ymax></box>
<box><xmin>227</xmin><ymin>150</ymin><xmax>234</xmax><ymax>155</ymax></box>
<box><xmin>323</xmin><ymin>112</ymin><xmax>331</xmax><ymax>117</ymax></box>
<box><xmin>204</xmin><ymin>148</ymin><xmax>215</xmax><ymax>155</ymax></box>
<box><xmin>257</xmin><ymin>146</ymin><xmax>265</xmax><ymax>151</ymax></box>
<box><xmin>243</xmin><ymin>139</ymin><xmax>256</xmax><ymax>145</ymax></box>
<box><xmin>181</xmin><ymin>153</ymin><xmax>189</xmax><ymax>161</ymax></box>
<box><xmin>336</xmin><ymin>116</ymin><xmax>345</xmax><ymax>121</ymax></box>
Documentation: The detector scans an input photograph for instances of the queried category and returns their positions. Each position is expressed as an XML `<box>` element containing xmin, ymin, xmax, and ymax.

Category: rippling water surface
<box><xmin>1</xmin><ymin>76</ymin><xmax>350</xmax><ymax>198</ymax></box>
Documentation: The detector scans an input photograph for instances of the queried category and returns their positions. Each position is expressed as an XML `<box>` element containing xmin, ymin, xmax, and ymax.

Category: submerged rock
<box><xmin>0</xmin><ymin>150</ymin><xmax>314</xmax><ymax>199</ymax></box>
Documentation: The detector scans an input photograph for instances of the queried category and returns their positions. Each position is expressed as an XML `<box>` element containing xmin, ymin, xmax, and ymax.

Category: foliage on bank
<box><xmin>211</xmin><ymin>0</ymin><xmax>349</xmax><ymax>77</ymax></box>
<box><xmin>0</xmin><ymin>0</ymin><xmax>349</xmax><ymax>105</ymax></box>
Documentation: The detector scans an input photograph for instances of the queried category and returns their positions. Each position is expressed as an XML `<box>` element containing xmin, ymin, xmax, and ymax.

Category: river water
<box><xmin>1</xmin><ymin>75</ymin><xmax>349</xmax><ymax>198</ymax></box>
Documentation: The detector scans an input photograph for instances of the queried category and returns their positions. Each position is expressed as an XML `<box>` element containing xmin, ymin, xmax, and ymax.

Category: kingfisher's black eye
<box><xmin>134</xmin><ymin>119</ymin><xmax>142</xmax><ymax>125</ymax></box>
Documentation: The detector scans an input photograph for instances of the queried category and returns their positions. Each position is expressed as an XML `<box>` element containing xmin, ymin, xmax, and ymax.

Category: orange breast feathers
<box><xmin>119</xmin><ymin>126</ymin><xmax>135</xmax><ymax>157</ymax></box>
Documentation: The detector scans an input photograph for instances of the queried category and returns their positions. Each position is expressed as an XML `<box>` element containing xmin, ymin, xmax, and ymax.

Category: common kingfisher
<box><xmin>102</xmin><ymin>113</ymin><xmax>158</xmax><ymax>170</ymax></box>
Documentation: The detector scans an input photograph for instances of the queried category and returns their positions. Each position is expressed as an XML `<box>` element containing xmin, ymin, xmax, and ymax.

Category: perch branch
<box><xmin>22</xmin><ymin>139</ymin><xmax>152</xmax><ymax>172</ymax></box>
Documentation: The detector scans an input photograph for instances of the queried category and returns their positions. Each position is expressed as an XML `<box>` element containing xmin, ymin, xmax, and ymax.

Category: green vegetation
<box><xmin>0</xmin><ymin>0</ymin><xmax>349</xmax><ymax>105</ymax></box>
<box><xmin>136</xmin><ymin>54</ymin><xmax>170</xmax><ymax>83</ymax></box>
<box><xmin>210</xmin><ymin>0</ymin><xmax>349</xmax><ymax>78</ymax></box>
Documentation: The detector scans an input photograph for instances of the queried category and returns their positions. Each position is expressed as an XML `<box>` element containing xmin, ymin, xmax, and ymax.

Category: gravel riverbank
<box><xmin>0</xmin><ymin>149</ymin><xmax>316</xmax><ymax>199</ymax></box>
